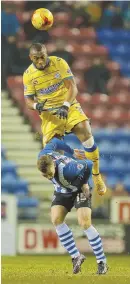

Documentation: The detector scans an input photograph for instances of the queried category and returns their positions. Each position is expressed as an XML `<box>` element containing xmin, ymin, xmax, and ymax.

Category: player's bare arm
<box><xmin>63</xmin><ymin>77</ymin><xmax>78</xmax><ymax>104</ymax></box>
<box><xmin>54</xmin><ymin>78</ymin><xmax>78</xmax><ymax>119</ymax></box>
<box><xmin>25</xmin><ymin>97</ymin><xmax>35</xmax><ymax>110</ymax></box>
<box><xmin>25</xmin><ymin>97</ymin><xmax>47</xmax><ymax>114</ymax></box>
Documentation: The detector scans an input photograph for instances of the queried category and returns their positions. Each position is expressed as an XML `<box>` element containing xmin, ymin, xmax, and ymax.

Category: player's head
<box><xmin>37</xmin><ymin>155</ymin><xmax>55</xmax><ymax>179</ymax></box>
<box><xmin>29</xmin><ymin>43</ymin><xmax>48</xmax><ymax>70</ymax></box>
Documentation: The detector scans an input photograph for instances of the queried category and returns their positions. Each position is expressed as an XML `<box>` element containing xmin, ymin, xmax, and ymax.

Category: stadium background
<box><xmin>1</xmin><ymin>0</ymin><xmax>130</xmax><ymax>271</ymax></box>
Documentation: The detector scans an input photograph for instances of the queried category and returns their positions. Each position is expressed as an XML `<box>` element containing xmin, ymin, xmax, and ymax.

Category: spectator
<box><xmin>1</xmin><ymin>2</ymin><xmax>23</xmax><ymax>86</ymax></box>
<box><xmin>6</xmin><ymin>41</ymin><xmax>31</xmax><ymax>76</ymax></box>
<box><xmin>23</xmin><ymin>20</ymin><xmax>50</xmax><ymax>43</ymax></box>
<box><xmin>111</xmin><ymin>6</ymin><xmax>124</xmax><ymax>29</ymax></box>
<box><xmin>1</xmin><ymin>2</ymin><xmax>21</xmax><ymax>40</ymax></box>
<box><xmin>49</xmin><ymin>1</ymin><xmax>72</xmax><ymax>13</ymax></box>
<box><xmin>84</xmin><ymin>57</ymin><xmax>110</xmax><ymax>95</ymax></box>
<box><xmin>113</xmin><ymin>183</ymin><xmax>128</xmax><ymax>196</ymax></box>
<box><xmin>49</xmin><ymin>40</ymin><xmax>74</xmax><ymax>66</ymax></box>
<box><xmin>1</xmin><ymin>35</ymin><xmax>8</xmax><ymax>89</ymax></box>
<box><xmin>123</xmin><ymin>5</ymin><xmax>130</xmax><ymax>29</ymax></box>
<box><xmin>114</xmin><ymin>1</ymin><xmax>129</xmax><ymax>11</ymax></box>
<box><xmin>99</xmin><ymin>3</ymin><xmax>123</xmax><ymax>28</ymax></box>
<box><xmin>99</xmin><ymin>3</ymin><xmax>116</xmax><ymax>28</ymax></box>
<box><xmin>24</xmin><ymin>1</ymin><xmax>53</xmax><ymax>11</ymax></box>
<box><xmin>70</xmin><ymin>1</ymin><xmax>91</xmax><ymax>28</ymax></box>
<box><xmin>86</xmin><ymin>1</ymin><xmax>102</xmax><ymax>25</ymax></box>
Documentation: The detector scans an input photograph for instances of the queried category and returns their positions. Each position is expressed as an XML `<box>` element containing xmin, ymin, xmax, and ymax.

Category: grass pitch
<box><xmin>2</xmin><ymin>255</ymin><xmax>130</xmax><ymax>284</ymax></box>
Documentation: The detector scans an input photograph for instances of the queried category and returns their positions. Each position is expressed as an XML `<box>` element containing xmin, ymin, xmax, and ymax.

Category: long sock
<box><xmin>55</xmin><ymin>223</ymin><xmax>80</xmax><ymax>258</ymax></box>
<box><xmin>83</xmin><ymin>137</ymin><xmax>100</xmax><ymax>175</ymax></box>
<box><xmin>84</xmin><ymin>225</ymin><xmax>106</xmax><ymax>263</ymax></box>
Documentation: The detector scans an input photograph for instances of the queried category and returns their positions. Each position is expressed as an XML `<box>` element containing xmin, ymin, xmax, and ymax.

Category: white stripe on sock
<box><xmin>55</xmin><ymin>223</ymin><xmax>80</xmax><ymax>258</ymax></box>
<box><xmin>60</xmin><ymin>232</ymin><xmax>73</xmax><ymax>241</ymax></box>
<box><xmin>94</xmin><ymin>248</ymin><xmax>104</xmax><ymax>255</ymax></box>
<box><xmin>96</xmin><ymin>253</ymin><xmax>105</xmax><ymax>259</ymax></box>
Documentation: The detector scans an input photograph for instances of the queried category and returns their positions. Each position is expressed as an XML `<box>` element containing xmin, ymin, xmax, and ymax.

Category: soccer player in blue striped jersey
<box><xmin>37</xmin><ymin>138</ymin><xmax>108</xmax><ymax>274</ymax></box>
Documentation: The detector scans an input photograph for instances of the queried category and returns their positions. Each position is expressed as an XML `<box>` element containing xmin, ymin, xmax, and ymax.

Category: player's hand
<box><xmin>36</xmin><ymin>99</ymin><xmax>47</xmax><ymax>114</ymax></box>
<box><xmin>73</xmin><ymin>149</ymin><xmax>86</xmax><ymax>160</ymax></box>
<box><xmin>53</xmin><ymin>106</ymin><xmax>69</xmax><ymax>119</ymax></box>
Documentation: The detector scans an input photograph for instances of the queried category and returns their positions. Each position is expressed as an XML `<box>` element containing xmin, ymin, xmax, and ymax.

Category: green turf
<box><xmin>2</xmin><ymin>255</ymin><xmax>130</xmax><ymax>284</ymax></box>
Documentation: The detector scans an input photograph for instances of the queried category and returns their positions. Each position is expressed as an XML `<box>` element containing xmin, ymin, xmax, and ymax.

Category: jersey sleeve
<box><xmin>57</xmin><ymin>57</ymin><xmax>74</xmax><ymax>80</ymax></box>
<box><xmin>38</xmin><ymin>138</ymin><xmax>74</xmax><ymax>159</ymax></box>
<box><xmin>23</xmin><ymin>71</ymin><xmax>35</xmax><ymax>99</ymax></box>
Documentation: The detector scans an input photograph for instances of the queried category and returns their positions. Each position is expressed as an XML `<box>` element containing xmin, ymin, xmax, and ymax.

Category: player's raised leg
<box><xmin>51</xmin><ymin>204</ymin><xmax>85</xmax><ymax>274</ymax></box>
<box><xmin>77</xmin><ymin>206</ymin><xmax>108</xmax><ymax>274</ymax></box>
<box><xmin>72</xmin><ymin>120</ymin><xmax>106</xmax><ymax>196</ymax></box>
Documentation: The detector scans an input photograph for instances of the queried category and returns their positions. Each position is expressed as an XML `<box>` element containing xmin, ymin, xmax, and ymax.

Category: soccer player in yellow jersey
<box><xmin>23</xmin><ymin>43</ymin><xmax>106</xmax><ymax>196</ymax></box>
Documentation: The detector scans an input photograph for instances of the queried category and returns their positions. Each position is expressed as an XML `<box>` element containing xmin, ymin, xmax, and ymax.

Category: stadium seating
<box><xmin>18</xmin><ymin>196</ymin><xmax>39</xmax><ymax>220</ymax></box>
<box><xmin>7</xmin><ymin>76</ymin><xmax>41</xmax><ymax>132</ymax></box>
<box><xmin>1</xmin><ymin>145</ymin><xmax>39</xmax><ymax>219</ymax></box>
<box><xmin>1</xmin><ymin>160</ymin><xmax>18</xmax><ymax>178</ymax></box>
<box><xmin>1</xmin><ymin>145</ymin><xmax>7</xmax><ymax>161</ymax></box>
<box><xmin>2</xmin><ymin>175</ymin><xmax>29</xmax><ymax>195</ymax></box>
<box><xmin>123</xmin><ymin>175</ymin><xmax>130</xmax><ymax>192</ymax></box>
<box><xmin>64</xmin><ymin>132</ymin><xmax>130</xmax><ymax>193</ymax></box>
<box><xmin>54</xmin><ymin>12</ymin><xmax>72</xmax><ymax>26</ymax></box>
<box><xmin>97</xmin><ymin>29</ymin><xmax>130</xmax><ymax>77</ymax></box>
<box><xmin>97</xmin><ymin>29</ymin><xmax>130</xmax><ymax>43</ymax></box>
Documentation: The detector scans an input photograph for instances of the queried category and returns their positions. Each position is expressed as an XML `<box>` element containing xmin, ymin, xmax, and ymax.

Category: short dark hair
<box><xmin>30</xmin><ymin>43</ymin><xmax>46</xmax><ymax>53</ymax></box>
<box><xmin>37</xmin><ymin>155</ymin><xmax>53</xmax><ymax>173</ymax></box>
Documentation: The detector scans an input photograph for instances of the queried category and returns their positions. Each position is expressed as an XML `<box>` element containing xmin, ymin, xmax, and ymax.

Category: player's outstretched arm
<box><xmin>24</xmin><ymin>97</ymin><xmax>35</xmax><ymax>110</ymax></box>
<box><xmin>38</xmin><ymin>137</ymin><xmax>74</xmax><ymax>159</ymax></box>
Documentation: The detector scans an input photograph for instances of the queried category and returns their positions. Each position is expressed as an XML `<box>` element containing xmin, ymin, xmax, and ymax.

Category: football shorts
<box><xmin>51</xmin><ymin>191</ymin><xmax>92</xmax><ymax>212</ymax></box>
<box><xmin>40</xmin><ymin>102</ymin><xmax>87</xmax><ymax>145</ymax></box>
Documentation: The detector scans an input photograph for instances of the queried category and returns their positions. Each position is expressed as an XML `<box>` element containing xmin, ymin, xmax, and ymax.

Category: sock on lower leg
<box><xmin>55</xmin><ymin>223</ymin><xmax>80</xmax><ymax>258</ymax></box>
<box><xmin>84</xmin><ymin>225</ymin><xmax>106</xmax><ymax>263</ymax></box>
<box><xmin>83</xmin><ymin>137</ymin><xmax>100</xmax><ymax>175</ymax></box>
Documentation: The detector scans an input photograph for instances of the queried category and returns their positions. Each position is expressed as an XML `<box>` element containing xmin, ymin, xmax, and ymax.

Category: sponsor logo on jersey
<box><xmin>55</xmin><ymin>73</ymin><xmax>60</xmax><ymax>78</ymax></box>
<box><xmin>67</xmin><ymin>68</ymin><xmax>72</xmax><ymax>74</ymax></box>
<box><xmin>39</xmin><ymin>81</ymin><xmax>62</xmax><ymax>95</ymax></box>
<box><xmin>32</xmin><ymin>79</ymin><xmax>38</xmax><ymax>85</ymax></box>
<box><xmin>77</xmin><ymin>164</ymin><xmax>84</xmax><ymax>170</ymax></box>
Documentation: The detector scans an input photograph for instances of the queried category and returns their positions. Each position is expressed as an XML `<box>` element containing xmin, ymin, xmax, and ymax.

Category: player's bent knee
<box><xmin>51</xmin><ymin>215</ymin><xmax>64</xmax><ymax>226</ymax></box>
<box><xmin>51</xmin><ymin>205</ymin><xmax>67</xmax><ymax>226</ymax></box>
<box><xmin>72</xmin><ymin>120</ymin><xmax>92</xmax><ymax>142</ymax></box>
<box><xmin>78</xmin><ymin>217</ymin><xmax>91</xmax><ymax>229</ymax></box>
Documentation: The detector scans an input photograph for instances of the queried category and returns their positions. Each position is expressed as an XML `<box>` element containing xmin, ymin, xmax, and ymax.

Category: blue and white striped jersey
<box><xmin>38</xmin><ymin>138</ymin><xmax>93</xmax><ymax>194</ymax></box>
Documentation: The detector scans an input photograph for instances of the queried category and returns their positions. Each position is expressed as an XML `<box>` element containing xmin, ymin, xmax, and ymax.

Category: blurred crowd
<box><xmin>1</xmin><ymin>0</ymin><xmax>130</xmax><ymax>91</ymax></box>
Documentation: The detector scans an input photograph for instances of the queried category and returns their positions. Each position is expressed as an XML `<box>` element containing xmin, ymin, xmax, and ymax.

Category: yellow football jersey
<box><xmin>23</xmin><ymin>56</ymin><xmax>77</xmax><ymax>108</ymax></box>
